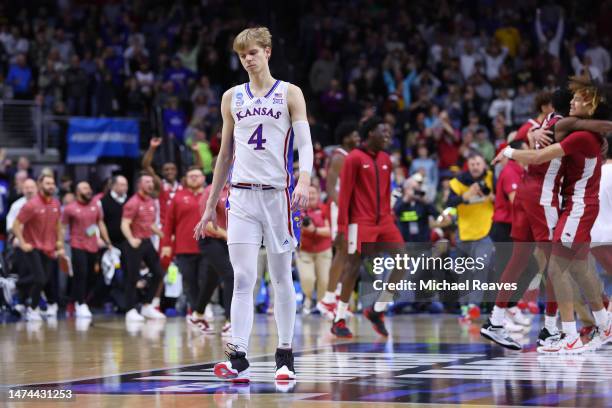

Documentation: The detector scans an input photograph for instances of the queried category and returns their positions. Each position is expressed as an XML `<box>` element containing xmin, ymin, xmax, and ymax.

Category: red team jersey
<box><xmin>553</xmin><ymin>130</ymin><xmax>603</xmax><ymax>258</ymax></box>
<box><xmin>338</xmin><ymin>146</ymin><xmax>403</xmax><ymax>253</ymax></box>
<box><xmin>511</xmin><ymin>113</ymin><xmax>565</xmax><ymax>242</ymax></box>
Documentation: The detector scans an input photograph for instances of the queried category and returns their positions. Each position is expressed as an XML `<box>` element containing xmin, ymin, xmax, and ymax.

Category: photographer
<box><xmin>394</xmin><ymin>177</ymin><xmax>440</xmax><ymax>243</ymax></box>
<box><xmin>296</xmin><ymin>185</ymin><xmax>332</xmax><ymax>314</ymax></box>
<box><xmin>447</xmin><ymin>151</ymin><xmax>495</xmax><ymax>312</ymax></box>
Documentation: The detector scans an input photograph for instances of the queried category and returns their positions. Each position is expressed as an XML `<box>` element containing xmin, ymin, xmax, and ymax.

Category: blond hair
<box><xmin>569</xmin><ymin>75</ymin><xmax>601</xmax><ymax>117</ymax></box>
<box><xmin>233</xmin><ymin>27</ymin><xmax>272</xmax><ymax>53</ymax></box>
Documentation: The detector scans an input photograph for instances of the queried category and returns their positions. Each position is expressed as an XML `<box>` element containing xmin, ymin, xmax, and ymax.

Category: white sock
<box><xmin>491</xmin><ymin>306</ymin><xmax>505</xmax><ymax>326</ymax></box>
<box><xmin>151</xmin><ymin>297</ymin><xmax>160</xmax><ymax>308</ymax></box>
<box><xmin>322</xmin><ymin>291</ymin><xmax>336</xmax><ymax>303</ymax></box>
<box><xmin>593</xmin><ymin>308</ymin><xmax>609</xmax><ymax>327</ymax></box>
<box><xmin>335</xmin><ymin>283</ymin><xmax>342</xmax><ymax>296</ymax></box>
<box><xmin>268</xmin><ymin>250</ymin><xmax>296</xmax><ymax>350</ymax></box>
<box><xmin>335</xmin><ymin>301</ymin><xmax>349</xmax><ymax>322</ymax></box>
<box><xmin>561</xmin><ymin>321</ymin><xmax>578</xmax><ymax>337</ymax></box>
<box><xmin>228</xmin><ymin>243</ymin><xmax>260</xmax><ymax>355</ymax></box>
<box><xmin>374</xmin><ymin>302</ymin><xmax>387</xmax><ymax>313</ymax></box>
<box><xmin>544</xmin><ymin>314</ymin><xmax>558</xmax><ymax>332</ymax></box>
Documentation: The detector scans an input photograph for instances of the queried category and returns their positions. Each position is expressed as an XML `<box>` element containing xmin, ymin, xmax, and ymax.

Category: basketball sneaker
<box><xmin>364</xmin><ymin>307</ymin><xmax>389</xmax><ymax>337</ymax></box>
<box><xmin>75</xmin><ymin>303</ymin><xmax>93</xmax><ymax>318</ymax></box>
<box><xmin>186</xmin><ymin>313</ymin><xmax>214</xmax><ymax>334</ymax></box>
<box><xmin>537</xmin><ymin>326</ymin><xmax>561</xmax><ymax>346</ymax></box>
<box><xmin>44</xmin><ymin>303</ymin><xmax>58</xmax><ymax>319</ymax></box>
<box><xmin>26</xmin><ymin>307</ymin><xmax>43</xmax><ymax>322</ymax></box>
<box><xmin>275</xmin><ymin>348</ymin><xmax>296</xmax><ymax>380</ymax></box>
<box><xmin>316</xmin><ymin>301</ymin><xmax>337</xmax><ymax>319</ymax></box>
<box><xmin>480</xmin><ymin>318</ymin><xmax>522</xmax><ymax>350</ymax></box>
<box><xmin>591</xmin><ymin>315</ymin><xmax>612</xmax><ymax>349</ymax></box>
<box><xmin>141</xmin><ymin>304</ymin><xmax>166</xmax><ymax>320</ymax></box>
<box><xmin>506</xmin><ymin>306</ymin><xmax>531</xmax><ymax>326</ymax></box>
<box><xmin>125</xmin><ymin>308</ymin><xmax>145</xmax><ymax>322</ymax></box>
<box><xmin>537</xmin><ymin>333</ymin><xmax>589</xmax><ymax>354</ymax></box>
<box><xmin>331</xmin><ymin>319</ymin><xmax>353</xmax><ymax>338</ymax></box>
<box><xmin>214</xmin><ymin>344</ymin><xmax>250</xmax><ymax>383</ymax></box>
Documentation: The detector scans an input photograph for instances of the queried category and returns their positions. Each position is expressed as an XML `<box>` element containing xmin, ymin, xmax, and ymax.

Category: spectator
<box><xmin>488</xmin><ymin>88</ymin><xmax>513</xmax><ymax>126</ymax></box>
<box><xmin>6</xmin><ymin>53</ymin><xmax>32</xmax><ymax>99</ymax></box>
<box><xmin>535</xmin><ymin>7</ymin><xmax>564</xmax><ymax>58</ymax></box>
<box><xmin>309</xmin><ymin>49</ymin><xmax>339</xmax><ymax>94</ymax></box>
<box><xmin>512</xmin><ymin>84</ymin><xmax>536</xmax><ymax>126</ymax></box>
<box><xmin>459</xmin><ymin>41</ymin><xmax>482</xmax><ymax>81</ymax></box>
<box><xmin>584</xmin><ymin>36</ymin><xmax>611</xmax><ymax>79</ymax></box>
<box><xmin>410</xmin><ymin>144</ymin><xmax>439</xmax><ymax>196</ymax></box>
<box><xmin>100</xmin><ymin>175</ymin><xmax>129</xmax><ymax>248</ymax></box>
<box><xmin>65</xmin><ymin>55</ymin><xmax>89</xmax><ymax>116</ymax></box>
<box><xmin>163</xmin><ymin>97</ymin><xmax>188</xmax><ymax>143</ymax></box>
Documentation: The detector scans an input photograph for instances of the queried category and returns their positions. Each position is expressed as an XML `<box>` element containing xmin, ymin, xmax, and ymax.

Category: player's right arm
<box><xmin>325</xmin><ymin>154</ymin><xmax>344</xmax><ymax>204</ymax></box>
<box><xmin>194</xmin><ymin>89</ymin><xmax>234</xmax><ymax>239</ymax></box>
<box><xmin>553</xmin><ymin>117</ymin><xmax>612</xmax><ymax>142</ymax></box>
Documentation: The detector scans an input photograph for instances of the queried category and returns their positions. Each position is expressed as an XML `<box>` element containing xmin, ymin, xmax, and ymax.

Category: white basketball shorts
<box><xmin>227</xmin><ymin>187</ymin><xmax>298</xmax><ymax>254</ymax></box>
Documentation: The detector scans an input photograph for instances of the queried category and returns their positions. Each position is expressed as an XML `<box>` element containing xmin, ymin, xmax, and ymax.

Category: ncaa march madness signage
<box><xmin>66</xmin><ymin>118</ymin><xmax>140</xmax><ymax>164</ymax></box>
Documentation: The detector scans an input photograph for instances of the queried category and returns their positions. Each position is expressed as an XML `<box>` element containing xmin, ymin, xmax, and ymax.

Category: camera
<box><xmin>302</xmin><ymin>216</ymin><xmax>312</xmax><ymax>227</ymax></box>
<box><xmin>477</xmin><ymin>180</ymin><xmax>491</xmax><ymax>195</ymax></box>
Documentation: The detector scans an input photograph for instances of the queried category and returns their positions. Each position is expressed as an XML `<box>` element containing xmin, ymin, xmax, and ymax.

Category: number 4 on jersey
<box><xmin>248</xmin><ymin>124</ymin><xmax>267</xmax><ymax>150</ymax></box>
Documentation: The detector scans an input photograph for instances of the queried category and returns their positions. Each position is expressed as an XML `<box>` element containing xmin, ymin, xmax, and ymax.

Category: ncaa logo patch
<box><xmin>236</xmin><ymin>92</ymin><xmax>243</xmax><ymax>99</ymax></box>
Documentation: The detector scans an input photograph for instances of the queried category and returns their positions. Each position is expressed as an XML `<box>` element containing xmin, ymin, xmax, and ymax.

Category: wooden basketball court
<box><xmin>2</xmin><ymin>314</ymin><xmax>611</xmax><ymax>407</ymax></box>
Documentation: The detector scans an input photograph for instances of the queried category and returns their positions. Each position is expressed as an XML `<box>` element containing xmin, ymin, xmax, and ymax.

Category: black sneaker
<box><xmin>537</xmin><ymin>326</ymin><xmax>561</xmax><ymax>346</ymax></box>
<box><xmin>480</xmin><ymin>318</ymin><xmax>522</xmax><ymax>350</ymax></box>
<box><xmin>275</xmin><ymin>348</ymin><xmax>296</xmax><ymax>380</ymax></box>
<box><xmin>364</xmin><ymin>307</ymin><xmax>389</xmax><ymax>337</ymax></box>
<box><xmin>331</xmin><ymin>319</ymin><xmax>353</xmax><ymax>338</ymax></box>
<box><xmin>214</xmin><ymin>343</ymin><xmax>250</xmax><ymax>382</ymax></box>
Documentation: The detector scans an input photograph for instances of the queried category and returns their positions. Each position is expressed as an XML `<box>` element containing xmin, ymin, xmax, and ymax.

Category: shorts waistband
<box><xmin>231</xmin><ymin>183</ymin><xmax>276</xmax><ymax>191</ymax></box>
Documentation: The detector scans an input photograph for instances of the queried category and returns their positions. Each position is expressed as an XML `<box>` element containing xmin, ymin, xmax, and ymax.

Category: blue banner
<box><xmin>66</xmin><ymin>118</ymin><xmax>140</xmax><ymax>164</ymax></box>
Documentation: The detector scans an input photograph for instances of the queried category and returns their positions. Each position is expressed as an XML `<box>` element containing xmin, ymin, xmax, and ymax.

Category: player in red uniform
<box><xmin>318</xmin><ymin>122</ymin><xmax>360</xmax><ymax>318</ymax></box>
<box><xmin>495</xmin><ymin>78</ymin><xmax>612</xmax><ymax>354</ymax></box>
<box><xmin>483</xmin><ymin>88</ymin><xmax>612</xmax><ymax>350</ymax></box>
<box><xmin>331</xmin><ymin>117</ymin><xmax>404</xmax><ymax>338</ymax></box>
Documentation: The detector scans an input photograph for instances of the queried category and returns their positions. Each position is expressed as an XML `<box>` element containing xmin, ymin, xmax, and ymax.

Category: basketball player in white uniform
<box><xmin>318</xmin><ymin>123</ymin><xmax>360</xmax><ymax>318</ymax></box>
<box><xmin>194</xmin><ymin>27</ymin><xmax>313</xmax><ymax>383</ymax></box>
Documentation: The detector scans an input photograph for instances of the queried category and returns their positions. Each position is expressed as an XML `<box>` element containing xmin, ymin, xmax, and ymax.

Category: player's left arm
<box><xmin>287</xmin><ymin>83</ymin><xmax>313</xmax><ymax>210</ymax></box>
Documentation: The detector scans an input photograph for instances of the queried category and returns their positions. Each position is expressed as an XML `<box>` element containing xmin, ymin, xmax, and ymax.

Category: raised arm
<box><xmin>142</xmin><ymin>137</ymin><xmax>163</xmax><ymax>192</ymax></box>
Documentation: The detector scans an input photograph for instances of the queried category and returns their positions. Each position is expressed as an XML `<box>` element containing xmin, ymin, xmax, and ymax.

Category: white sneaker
<box><xmin>75</xmin><ymin>303</ymin><xmax>93</xmax><ymax>318</ymax></box>
<box><xmin>126</xmin><ymin>308</ymin><xmax>145</xmax><ymax>322</ymax></box>
<box><xmin>592</xmin><ymin>315</ymin><xmax>612</xmax><ymax>349</ymax></box>
<box><xmin>205</xmin><ymin>304</ymin><xmax>214</xmax><ymax>320</ymax></box>
<box><xmin>44</xmin><ymin>303</ymin><xmax>58</xmax><ymax>318</ymax></box>
<box><xmin>186</xmin><ymin>313</ymin><xmax>214</xmax><ymax>334</ymax></box>
<box><xmin>537</xmin><ymin>334</ymin><xmax>590</xmax><ymax>354</ymax></box>
<box><xmin>26</xmin><ymin>307</ymin><xmax>43</xmax><ymax>321</ymax></box>
<box><xmin>506</xmin><ymin>306</ymin><xmax>531</xmax><ymax>326</ymax></box>
<box><xmin>141</xmin><ymin>304</ymin><xmax>167</xmax><ymax>320</ymax></box>
<box><xmin>504</xmin><ymin>318</ymin><xmax>526</xmax><ymax>333</ymax></box>
<box><xmin>75</xmin><ymin>318</ymin><xmax>92</xmax><ymax>331</ymax></box>
<box><xmin>14</xmin><ymin>304</ymin><xmax>26</xmax><ymax>317</ymax></box>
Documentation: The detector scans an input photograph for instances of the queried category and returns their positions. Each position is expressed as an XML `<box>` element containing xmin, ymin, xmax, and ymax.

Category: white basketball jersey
<box><xmin>230</xmin><ymin>80</ymin><xmax>293</xmax><ymax>189</ymax></box>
